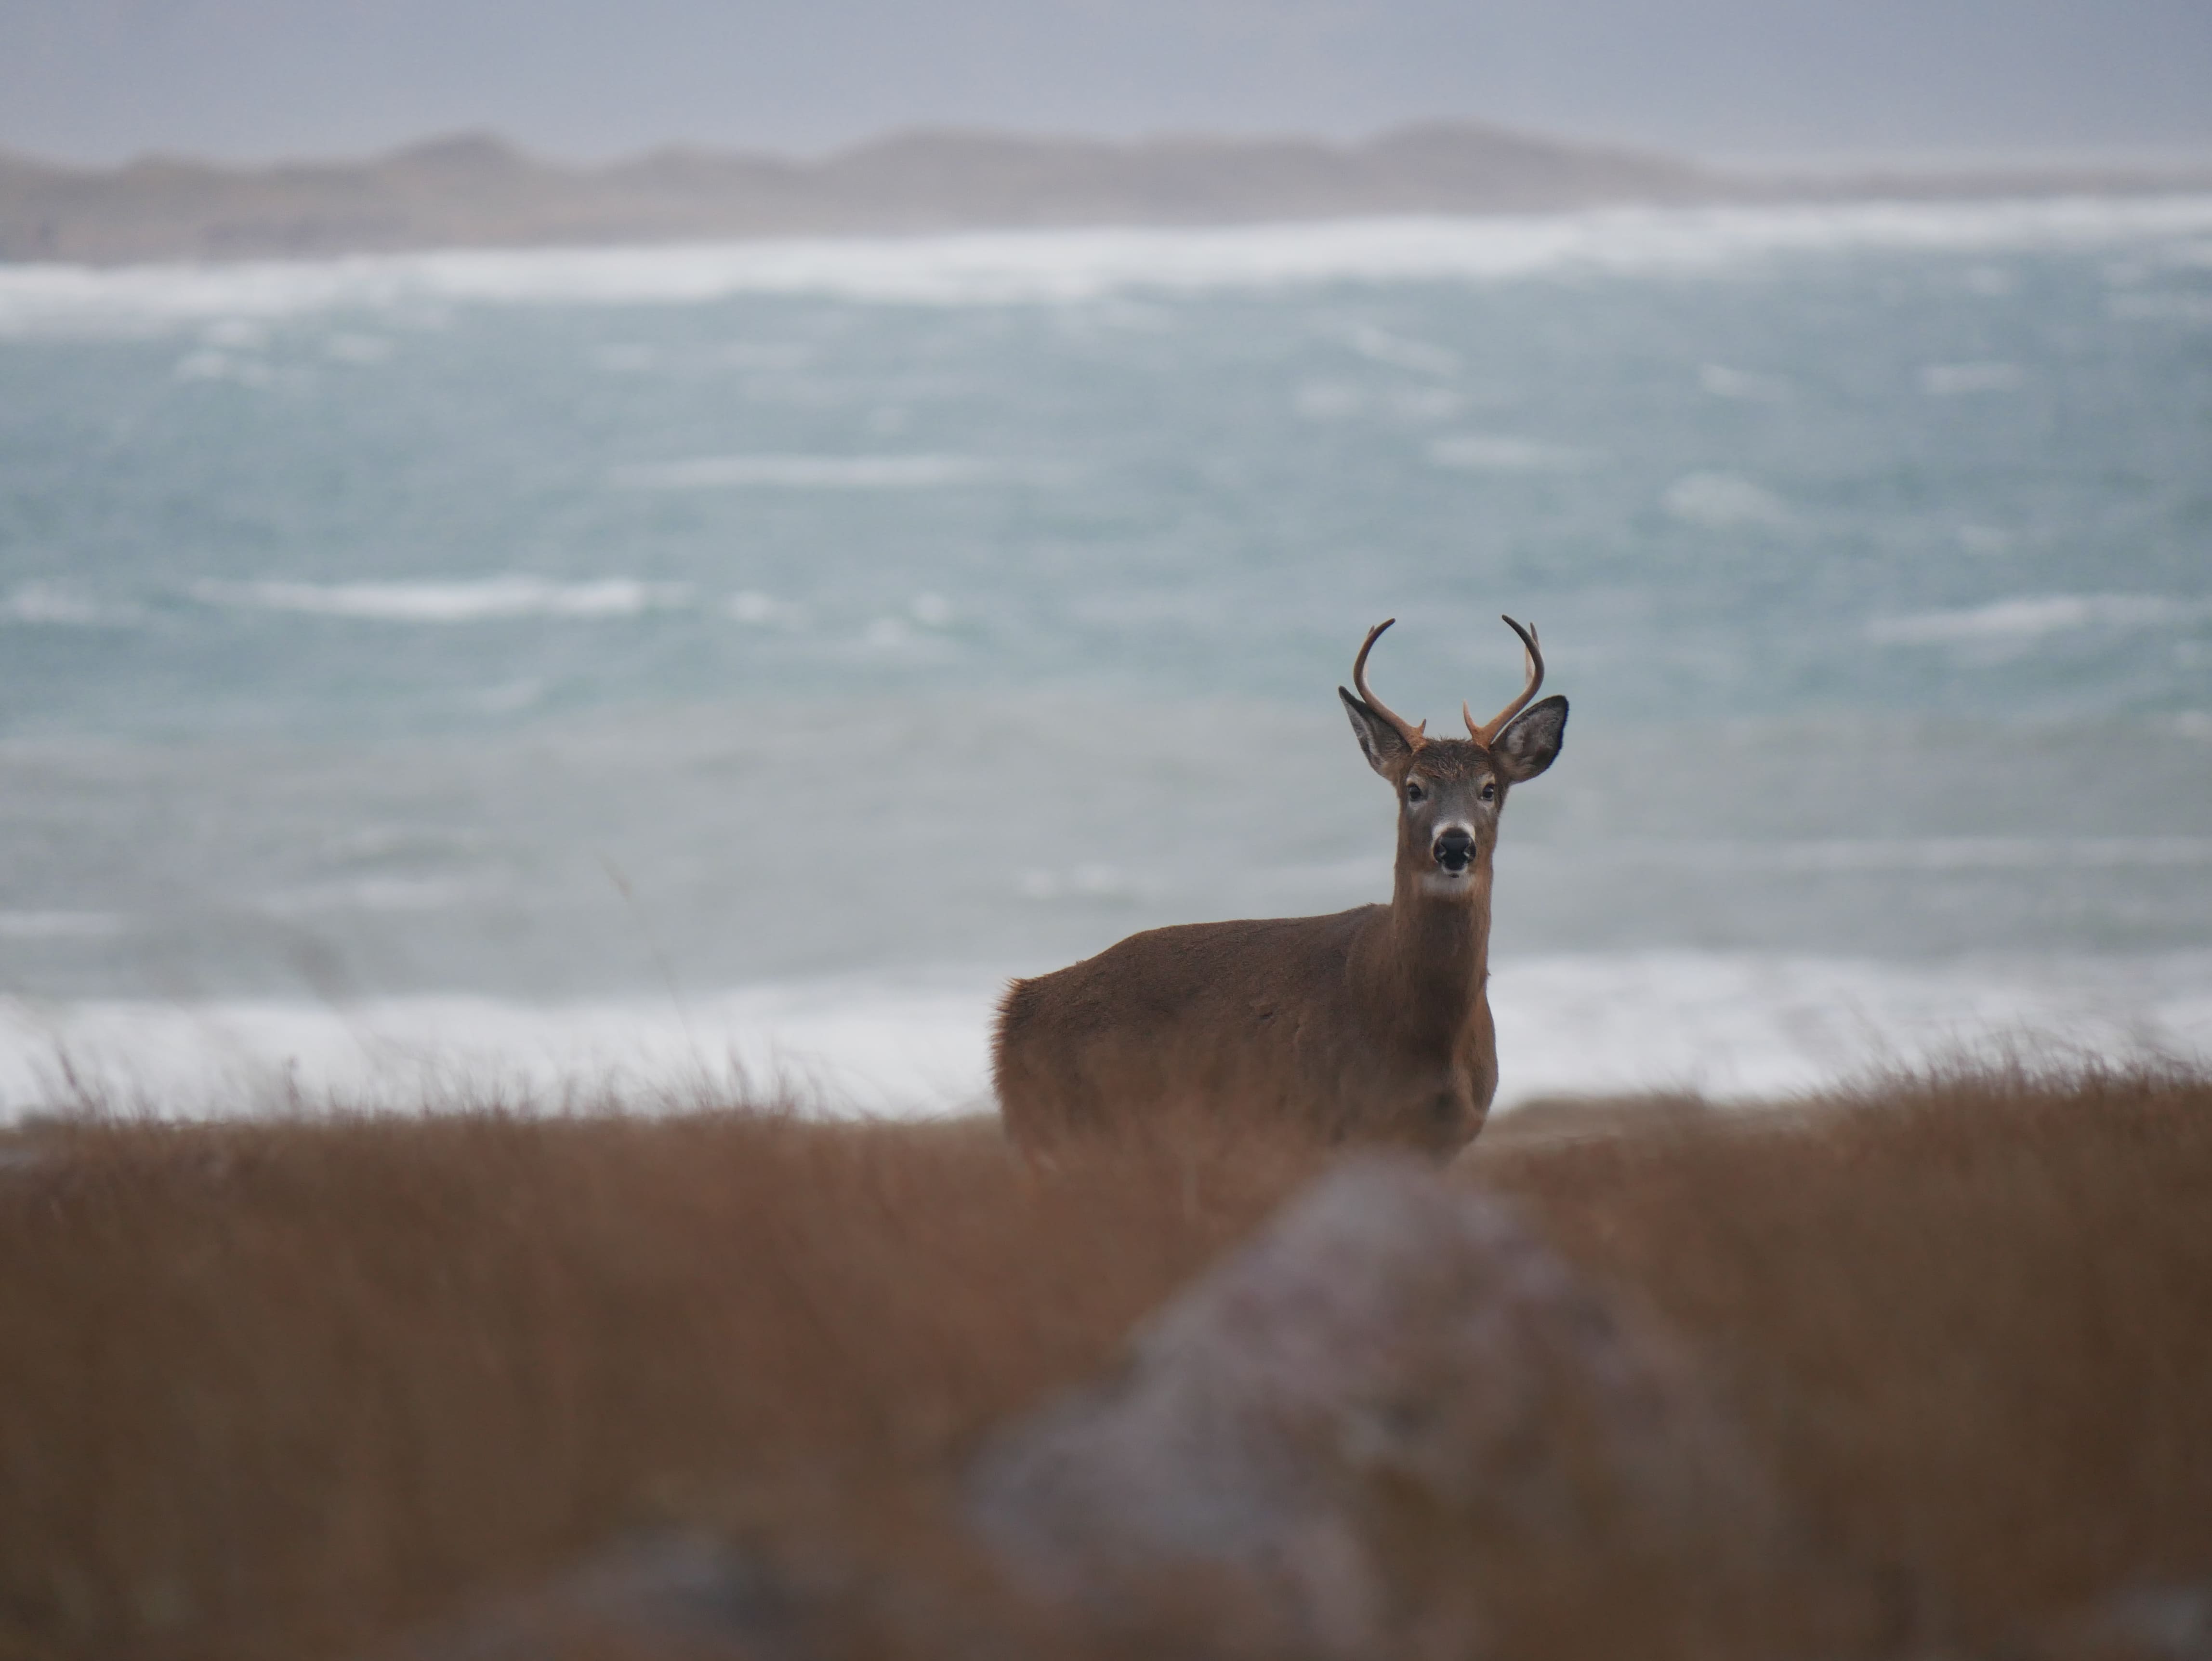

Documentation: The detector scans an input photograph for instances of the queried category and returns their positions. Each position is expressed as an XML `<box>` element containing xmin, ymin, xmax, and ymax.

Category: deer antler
<box><xmin>1352</xmin><ymin>619</ymin><xmax>1428</xmax><ymax>751</ymax></box>
<box><xmin>1464</xmin><ymin>615</ymin><xmax>1544</xmax><ymax>747</ymax></box>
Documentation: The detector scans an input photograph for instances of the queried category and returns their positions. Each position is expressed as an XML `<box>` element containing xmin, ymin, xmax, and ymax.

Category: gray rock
<box><xmin>2044</xmin><ymin>1584</ymin><xmax>2212</xmax><ymax>1661</ymax></box>
<box><xmin>380</xmin><ymin>1158</ymin><xmax>1803</xmax><ymax>1661</ymax></box>
<box><xmin>964</xmin><ymin>1153</ymin><xmax>1783</xmax><ymax>1657</ymax></box>
<box><xmin>370</xmin><ymin>1533</ymin><xmax>799</xmax><ymax>1661</ymax></box>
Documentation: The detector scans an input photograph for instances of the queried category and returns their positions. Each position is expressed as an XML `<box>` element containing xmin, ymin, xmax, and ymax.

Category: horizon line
<box><xmin>9</xmin><ymin>119</ymin><xmax>2212</xmax><ymax>181</ymax></box>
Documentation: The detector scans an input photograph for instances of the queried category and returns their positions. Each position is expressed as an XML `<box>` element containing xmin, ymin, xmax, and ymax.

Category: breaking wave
<box><xmin>611</xmin><ymin>454</ymin><xmax>1002</xmax><ymax>490</ymax></box>
<box><xmin>6</xmin><ymin>196</ymin><xmax>2212</xmax><ymax>333</ymax></box>
<box><xmin>1868</xmin><ymin>593</ymin><xmax>2207</xmax><ymax>646</ymax></box>
<box><xmin>188</xmin><ymin>576</ymin><xmax>692</xmax><ymax>622</ymax></box>
<box><xmin>4</xmin><ymin>951</ymin><xmax>2206</xmax><ymax>1121</ymax></box>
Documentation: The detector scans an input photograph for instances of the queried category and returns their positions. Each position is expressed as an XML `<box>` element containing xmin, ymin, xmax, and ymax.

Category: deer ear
<box><xmin>1493</xmin><ymin>694</ymin><xmax>1568</xmax><ymax>783</ymax></box>
<box><xmin>1340</xmin><ymin>686</ymin><xmax>1413</xmax><ymax>776</ymax></box>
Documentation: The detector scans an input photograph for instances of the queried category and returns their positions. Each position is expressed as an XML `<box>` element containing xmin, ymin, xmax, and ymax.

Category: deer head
<box><xmin>1338</xmin><ymin>617</ymin><xmax>1569</xmax><ymax>900</ymax></box>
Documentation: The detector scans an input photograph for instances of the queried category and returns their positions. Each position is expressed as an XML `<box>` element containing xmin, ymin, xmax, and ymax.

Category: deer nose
<box><xmin>1433</xmin><ymin>827</ymin><xmax>1475</xmax><ymax>872</ymax></box>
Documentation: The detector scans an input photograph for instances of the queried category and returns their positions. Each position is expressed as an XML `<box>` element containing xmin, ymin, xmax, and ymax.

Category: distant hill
<box><xmin>1</xmin><ymin>123</ymin><xmax>2205</xmax><ymax>265</ymax></box>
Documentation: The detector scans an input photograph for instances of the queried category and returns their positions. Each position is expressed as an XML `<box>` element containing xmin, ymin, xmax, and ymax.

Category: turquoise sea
<box><xmin>2</xmin><ymin>198</ymin><xmax>2208</xmax><ymax>1112</ymax></box>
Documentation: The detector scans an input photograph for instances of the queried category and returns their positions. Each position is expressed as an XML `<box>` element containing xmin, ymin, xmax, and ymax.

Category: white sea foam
<box><xmin>0</xmin><ymin>583</ymin><xmax>132</xmax><ymax>626</ymax></box>
<box><xmin>189</xmin><ymin>575</ymin><xmax>691</xmax><ymax>622</ymax></box>
<box><xmin>1504</xmin><ymin>837</ymin><xmax>2212</xmax><ymax>875</ymax></box>
<box><xmin>612</xmin><ymin>453</ymin><xmax>1001</xmax><ymax>490</ymax></box>
<box><xmin>6</xmin><ymin>197</ymin><xmax>2212</xmax><ymax>334</ymax></box>
<box><xmin>1660</xmin><ymin>471</ymin><xmax>1792</xmax><ymax>529</ymax></box>
<box><xmin>1344</xmin><ymin>322</ymin><xmax>1461</xmax><ymax>376</ymax></box>
<box><xmin>1294</xmin><ymin>382</ymin><xmax>1463</xmax><ymax>421</ymax></box>
<box><xmin>1868</xmin><ymin>593</ymin><xmax>2204</xmax><ymax>645</ymax></box>
<box><xmin>0</xmin><ymin>975</ymin><xmax>999</xmax><ymax>1120</ymax></box>
<box><xmin>1489</xmin><ymin>950</ymin><xmax>2212</xmax><ymax>1103</ymax></box>
<box><xmin>1920</xmin><ymin>360</ymin><xmax>2026</xmax><ymax>395</ymax></box>
<box><xmin>172</xmin><ymin>348</ymin><xmax>280</xmax><ymax>386</ymax></box>
<box><xmin>1427</xmin><ymin>434</ymin><xmax>1592</xmax><ymax>473</ymax></box>
<box><xmin>2</xmin><ymin>951</ymin><xmax>2204</xmax><ymax>1123</ymax></box>
<box><xmin>1698</xmin><ymin>364</ymin><xmax>1792</xmax><ymax>402</ymax></box>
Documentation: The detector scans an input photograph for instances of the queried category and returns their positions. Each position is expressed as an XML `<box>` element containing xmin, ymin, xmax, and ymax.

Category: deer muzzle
<box><xmin>1432</xmin><ymin>825</ymin><xmax>1475</xmax><ymax>875</ymax></box>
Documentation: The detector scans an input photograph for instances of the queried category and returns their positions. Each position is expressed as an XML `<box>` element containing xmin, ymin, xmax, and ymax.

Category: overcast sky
<box><xmin>4</xmin><ymin>0</ymin><xmax>2209</xmax><ymax>168</ymax></box>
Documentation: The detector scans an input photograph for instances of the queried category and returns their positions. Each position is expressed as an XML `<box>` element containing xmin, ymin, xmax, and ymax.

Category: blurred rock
<box><xmin>383</xmin><ymin>1158</ymin><xmax>1806</xmax><ymax>1661</ymax></box>
<box><xmin>373</xmin><ymin>1533</ymin><xmax>793</xmax><ymax>1661</ymax></box>
<box><xmin>964</xmin><ymin>1153</ymin><xmax>1785</xmax><ymax>1657</ymax></box>
<box><xmin>2043</xmin><ymin>1584</ymin><xmax>2212</xmax><ymax>1661</ymax></box>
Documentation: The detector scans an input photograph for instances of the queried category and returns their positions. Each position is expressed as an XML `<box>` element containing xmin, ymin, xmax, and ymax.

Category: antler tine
<box><xmin>1464</xmin><ymin>615</ymin><xmax>1544</xmax><ymax>747</ymax></box>
<box><xmin>1352</xmin><ymin>619</ymin><xmax>1427</xmax><ymax>751</ymax></box>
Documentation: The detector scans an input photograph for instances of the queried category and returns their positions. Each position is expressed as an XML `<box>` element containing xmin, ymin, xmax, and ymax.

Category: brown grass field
<box><xmin>1</xmin><ymin>1061</ymin><xmax>2208</xmax><ymax>1660</ymax></box>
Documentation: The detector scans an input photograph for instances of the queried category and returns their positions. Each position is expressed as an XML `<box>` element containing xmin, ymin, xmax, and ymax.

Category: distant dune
<box><xmin>4</xmin><ymin>123</ymin><xmax>2208</xmax><ymax>265</ymax></box>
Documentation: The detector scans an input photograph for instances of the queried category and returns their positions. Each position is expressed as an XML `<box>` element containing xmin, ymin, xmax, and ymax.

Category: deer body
<box><xmin>995</xmin><ymin>618</ymin><xmax>1566</xmax><ymax>1156</ymax></box>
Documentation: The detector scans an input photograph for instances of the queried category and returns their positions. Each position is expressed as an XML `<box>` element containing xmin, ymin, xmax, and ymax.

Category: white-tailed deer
<box><xmin>995</xmin><ymin>616</ymin><xmax>1567</xmax><ymax>1155</ymax></box>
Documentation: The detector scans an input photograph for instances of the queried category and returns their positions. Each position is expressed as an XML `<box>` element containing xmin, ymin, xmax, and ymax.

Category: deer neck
<box><xmin>1372</xmin><ymin>857</ymin><xmax>1493</xmax><ymax>1040</ymax></box>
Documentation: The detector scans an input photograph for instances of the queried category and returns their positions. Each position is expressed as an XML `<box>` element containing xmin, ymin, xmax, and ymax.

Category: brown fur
<box><xmin>996</xmin><ymin>621</ymin><xmax>1567</xmax><ymax>1155</ymax></box>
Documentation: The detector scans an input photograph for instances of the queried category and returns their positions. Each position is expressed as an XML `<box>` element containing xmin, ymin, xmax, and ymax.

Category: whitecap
<box><xmin>1489</xmin><ymin>949</ymin><xmax>2212</xmax><ymax>1105</ymax></box>
<box><xmin>172</xmin><ymin>347</ymin><xmax>281</xmax><ymax>385</ymax></box>
<box><xmin>854</xmin><ymin>615</ymin><xmax>960</xmax><ymax>659</ymax></box>
<box><xmin>1920</xmin><ymin>360</ymin><xmax>2025</xmax><ymax>395</ymax></box>
<box><xmin>612</xmin><ymin>453</ymin><xmax>999</xmax><ymax>490</ymax></box>
<box><xmin>1505</xmin><ymin>837</ymin><xmax>2212</xmax><ymax>875</ymax></box>
<box><xmin>0</xmin><ymin>583</ymin><xmax>132</xmax><ymax>626</ymax></box>
<box><xmin>1868</xmin><ymin>593</ymin><xmax>2200</xmax><ymax>645</ymax></box>
<box><xmin>1660</xmin><ymin>471</ymin><xmax>1792</xmax><ymax>529</ymax></box>
<box><xmin>1344</xmin><ymin>323</ymin><xmax>1460</xmax><ymax>376</ymax></box>
<box><xmin>1293</xmin><ymin>382</ymin><xmax>1462</xmax><ymax>421</ymax></box>
<box><xmin>1428</xmin><ymin>433</ymin><xmax>1591</xmax><ymax>473</ymax></box>
<box><xmin>0</xmin><ymin>973</ymin><xmax>1006</xmax><ymax>1119</ymax></box>
<box><xmin>188</xmin><ymin>575</ymin><xmax>691</xmax><ymax>622</ymax></box>
<box><xmin>3</xmin><ymin>951</ymin><xmax>2206</xmax><ymax>1121</ymax></box>
<box><xmin>724</xmin><ymin>590</ymin><xmax>810</xmax><ymax>628</ymax></box>
<box><xmin>1697</xmin><ymin>364</ymin><xmax>1791</xmax><ymax>402</ymax></box>
<box><xmin>8</xmin><ymin>196</ymin><xmax>2212</xmax><ymax>332</ymax></box>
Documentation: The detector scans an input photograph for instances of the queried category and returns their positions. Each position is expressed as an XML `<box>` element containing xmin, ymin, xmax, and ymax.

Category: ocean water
<box><xmin>2</xmin><ymin>197</ymin><xmax>2209</xmax><ymax>1116</ymax></box>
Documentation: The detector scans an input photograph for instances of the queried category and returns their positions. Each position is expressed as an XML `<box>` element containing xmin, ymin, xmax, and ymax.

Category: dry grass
<box><xmin>0</xmin><ymin>1101</ymin><xmax>1326</xmax><ymax>1660</ymax></box>
<box><xmin>0</xmin><ymin>1062</ymin><xmax>2207</xmax><ymax>1659</ymax></box>
<box><xmin>1468</xmin><ymin>1062</ymin><xmax>2212</xmax><ymax>1653</ymax></box>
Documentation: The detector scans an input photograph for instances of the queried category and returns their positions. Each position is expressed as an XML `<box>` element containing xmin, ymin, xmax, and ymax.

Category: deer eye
<box><xmin>1404</xmin><ymin>781</ymin><xmax>1426</xmax><ymax>804</ymax></box>
<box><xmin>1479</xmin><ymin>782</ymin><xmax>1497</xmax><ymax>803</ymax></box>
